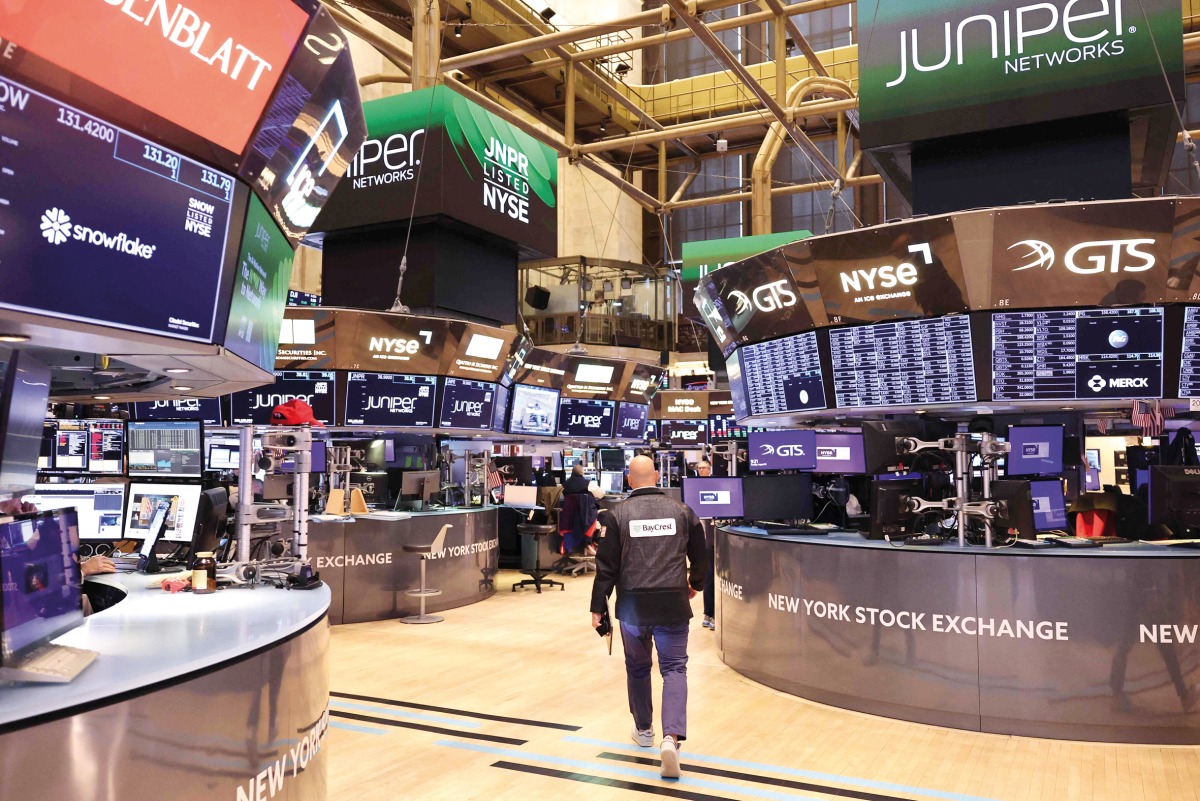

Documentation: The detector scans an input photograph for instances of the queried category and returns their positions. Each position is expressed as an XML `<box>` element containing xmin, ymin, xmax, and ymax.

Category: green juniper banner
<box><xmin>859</xmin><ymin>0</ymin><xmax>1183</xmax><ymax>149</ymax></box>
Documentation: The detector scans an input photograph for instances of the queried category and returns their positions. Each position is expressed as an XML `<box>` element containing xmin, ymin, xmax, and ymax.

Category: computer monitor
<box><xmin>868</xmin><ymin>479</ymin><xmax>920</xmax><ymax>540</ymax></box>
<box><xmin>1148</xmin><ymin>466</ymin><xmax>1200</xmax><ymax>535</ymax></box>
<box><xmin>742</xmin><ymin>474</ymin><xmax>813</xmax><ymax>522</ymax></box>
<box><xmin>815</xmin><ymin>432</ymin><xmax>866</xmax><ymax>474</ymax></box>
<box><xmin>748</xmin><ymin>430</ymin><xmax>817</xmax><ymax>471</ymax></box>
<box><xmin>51</xmin><ymin>420</ymin><xmax>89</xmax><ymax>472</ymax></box>
<box><xmin>598</xmin><ymin>471</ymin><xmax>625</xmax><ymax>495</ymax></box>
<box><xmin>400</xmin><ymin>470</ymin><xmax>439</xmax><ymax>502</ymax></box>
<box><xmin>861</xmin><ymin>420</ymin><xmax>923</xmax><ymax>476</ymax></box>
<box><xmin>127</xmin><ymin>420</ymin><xmax>203</xmax><ymax>478</ymax></box>
<box><xmin>992</xmin><ymin>480</ymin><xmax>1037</xmax><ymax>540</ymax></box>
<box><xmin>1086</xmin><ymin>448</ymin><xmax>1101</xmax><ymax>470</ymax></box>
<box><xmin>598</xmin><ymin>449</ymin><xmax>624</xmax><ymax>472</ymax></box>
<box><xmin>27</xmin><ymin>483</ymin><xmax>127</xmax><ymax>540</ymax></box>
<box><xmin>682</xmin><ymin>476</ymin><xmax>744</xmax><ymax>518</ymax></box>
<box><xmin>508</xmin><ymin>383</ymin><xmax>560</xmax><ymax>436</ymax></box>
<box><xmin>206</xmin><ymin>442</ymin><xmax>240</xmax><ymax>471</ymax></box>
<box><xmin>438</xmin><ymin>378</ymin><xmax>497</xmax><ymax>430</ymax></box>
<box><xmin>83</xmin><ymin>420</ymin><xmax>125</xmax><ymax>475</ymax></box>
<box><xmin>1006</xmin><ymin>425</ymin><xmax>1064</xmax><ymax>476</ymax></box>
<box><xmin>1085</xmin><ymin>467</ymin><xmax>1101</xmax><ymax>491</ymax></box>
<box><xmin>503</xmin><ymin>485</ymin><xmax>540</xmax><ymax>508</ymax></box>
<box><xmin>124</xmin><ymin>483</ymin><xmax>203</xmax><ymax>543</ymax></box>
<box><xmin>0</xmin><ymin>509</ymin><xmax>84</xmax><ymax>665</ymax></box>
<box><xmin>38</xmin><ymin>422</ymin><xmax>55</xmax><ymax>471</ymax></box>
<box><xmin>551</xmin><ymin>451</ymin><xmax>564</xmax><ymax>470</ymax></box>
<box><xmin>1029</xmin><ymin>478</ymin><xmax>1068</xmax><ymax>532</ymax></box>
<box><xmin>189</xmin><ymin>487</ymin><xmax>229</xmax><ymax>567</ymax></box>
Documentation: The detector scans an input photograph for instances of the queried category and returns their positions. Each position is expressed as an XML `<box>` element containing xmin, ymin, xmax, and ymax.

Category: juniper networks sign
<box><xmin>314</xmin><ymin>86</ymin><xmax>558</xmax><ymax>256</ymax></box>
<box><xmin>858</xmin><ymin>0</ymin><xmax>1183</xmax><ymax>149</ymax></box>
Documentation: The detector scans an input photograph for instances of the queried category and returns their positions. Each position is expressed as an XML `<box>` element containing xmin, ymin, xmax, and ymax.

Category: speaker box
<box><xmin>525</xmin><ymin>286</ymin><xmax>551</xmax><ymax>311</ymax></box>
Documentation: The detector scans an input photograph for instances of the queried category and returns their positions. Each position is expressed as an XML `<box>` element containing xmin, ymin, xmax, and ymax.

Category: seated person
<box><xmin>558</xmin><ymin>470</ymin><xmax>600</xmax><ymax>564</ymax></box>
<box><xmin>563</xmin><ymin>464</ymin><xmax>604</xmax><ymax>500</ymax></box>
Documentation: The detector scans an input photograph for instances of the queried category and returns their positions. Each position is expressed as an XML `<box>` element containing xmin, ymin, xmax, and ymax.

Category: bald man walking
<box><xmin>591</xmin><ymin>455</ymin><xmax>707</xmax><ymax>778</ymax></box>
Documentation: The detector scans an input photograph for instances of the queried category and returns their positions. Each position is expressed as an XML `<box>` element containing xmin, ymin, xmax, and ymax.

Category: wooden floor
<box><xmin>327</xmin><ymin>571</ymin><xmax>1200</xmax><ymax>801</ymax></box>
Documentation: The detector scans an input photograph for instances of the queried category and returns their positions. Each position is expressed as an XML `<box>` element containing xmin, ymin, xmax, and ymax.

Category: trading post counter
<box><xmin>0</xmin><ymin>574</ymin><xmax>331</xmax><ymax>801</ymax></box>
<box><xmin>309</xmin><ymin>507</ymin><xmax>499</xmax><ymax>625</ymax></box>
<box><xmin>717</xmin><ymin>527</ymin><xmax>1200</xmax><ymax>744</ymax></box>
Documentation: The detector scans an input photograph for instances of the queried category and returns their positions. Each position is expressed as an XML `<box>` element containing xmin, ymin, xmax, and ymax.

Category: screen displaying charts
<box><xmin>127</xmin><ymin>420</ymin><xmax>203</xmax><ymax>478</ymax></box>
<box><xmin>49</xmin><ymin>420</ymin><xmax>125</xmax><ymax>474</ymax></box>
<box><xmin>344</xmin><ymin>373</ymin><xmax>437</xmax><ymax>427</ymax></box>
<box><xmin>992</xmin><ymin>308</ymin><xmax>1164</xmax><ymax>401</ymax></box>
<box><xmin>557</xmin><ymin>398</ymin><xmax>615</xmax><ymax>439</ymax></box>
<box><xmin>830</xmin><ymin>316</ymin><xmax>976</xmax><ymax>408</ymax></box>
<box><xmin>614</xmin><ymin>403</ymin><xmax>648</xmax><ymax>440</ymax></box>
<box><xmin>508</xmin><ymin>384</ymin><xmax>560</xmax><ymax>436</ymax></box>
<box><xmin>438</xmin><ymin>378</ymin><xmax>496</xmax><ymax>430</ymax></box>
<box><xmin>739</xmin><ymin>331</ymin><xmax>827</xmax><ymax>416</ymax></box>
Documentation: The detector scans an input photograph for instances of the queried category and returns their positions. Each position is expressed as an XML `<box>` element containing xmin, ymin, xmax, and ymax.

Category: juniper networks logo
<box><xmin>39</xmin><ymin>207</ymin><xmax>157</xmax><ymax>259</ymax></box>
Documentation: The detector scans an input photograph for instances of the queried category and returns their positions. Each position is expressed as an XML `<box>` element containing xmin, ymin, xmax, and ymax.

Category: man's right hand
<box><xmin>592</xmin><ymin>612</ymin><xmax>603</xmax><ymax>629</ymax></box>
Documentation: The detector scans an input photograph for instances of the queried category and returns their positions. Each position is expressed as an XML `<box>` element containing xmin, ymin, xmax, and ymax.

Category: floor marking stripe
<box><xmin>331</xmin><ymin>690</ymin><xmax>580</xmax><ymax>730</ymax></box>
<box><xmin>329</xmin><ymin>699</ymin><xmax>482</xmax><ymax>728</ymax></box>
<box><xmin>560</xmin><ymin>737</ymin><xmax>1003</xmax><ymax>801</ymax></box>
<box><xmin>328</xmin><ymin>710</ymin><xmax>527</xmax><ymax>745</ymax></box>
<box><xmin>329</xmin><ymin>720</ymin><xmax>389</xmax><ymax>736</ymax></box>
<box><xmin>491</xmin><ymin>760</ymin><xmax>739</xmax><ymax>801</ymax></box>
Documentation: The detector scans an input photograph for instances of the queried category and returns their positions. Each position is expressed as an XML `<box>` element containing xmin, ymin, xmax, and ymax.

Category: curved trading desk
<box><xmin>309</xmin><ymin>507</ymin><xmax>499</xmax><ymax>624</ymax></box>
<box><xmin>717</xmin><ymin>527</ymin><xmax>1200</xmax><ymax>744</ymax></box>
<box><xmin>0</xmin><ymin>574</ymin><xmax>330</xmax><ymax>800</ymax></box>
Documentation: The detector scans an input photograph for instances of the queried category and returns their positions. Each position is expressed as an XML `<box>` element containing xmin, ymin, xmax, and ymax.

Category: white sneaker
<box><xmin>631</xmin><ymin>725</ymin><xmax>654</xmax><ymax>747</ymax></box>
<box><xmin>702</xmin><ymin>615</ymin><xmax>715</xmax><ymax>630</ymax></box>
<box><xmin>659</xmin><ymin>737</ymin><xmax>681</xmax><ymax>778</ymax></box>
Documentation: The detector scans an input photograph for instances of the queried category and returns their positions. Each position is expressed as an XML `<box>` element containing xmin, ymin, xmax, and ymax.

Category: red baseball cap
<box><xmin>271</xmin><ymin>399</ymin><xmax>324</xmax><ymax>427</ymax></box>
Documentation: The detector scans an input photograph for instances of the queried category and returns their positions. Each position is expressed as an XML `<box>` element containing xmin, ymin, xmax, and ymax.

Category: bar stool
<box><xmin>400</xmin><ymin>524</ymin><xmax>451</xmax><ymax>624</ymax></box>
<box><xmin>513</xmin><ymin>523</ymin><xmax>564</xmax><ymax>593</ymax></box>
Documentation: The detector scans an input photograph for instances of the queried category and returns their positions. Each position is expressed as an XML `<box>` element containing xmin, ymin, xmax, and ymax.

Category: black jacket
<box><xmin>589</xmin><ymin>487</ymin><xmax>707</xmax><ymax>626</ymax></box>
<box><xmin>563</xmin><ymin>474</ymin><xmax>591</xmax><ymax>495</ymax></box>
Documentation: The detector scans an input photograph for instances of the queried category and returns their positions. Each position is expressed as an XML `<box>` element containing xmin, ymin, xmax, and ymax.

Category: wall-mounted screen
<box><xmin>508</xmin><ymin>383</ymin><xmax>560</xmax><ymax>436</ymax></box>
<box><xmin>557</xmin><ymin>398</ymin><xmax>615</xmax><ymax>439</ymax></box>
<box><xmin>127</xmin><ymin>420</ymin><xmax>203</xmax><ymax>478</ymax></box>
<box><xmin>224</xmin><ymin>195</ymin><xmax>294</xmax><ymax>373</ymax></box>
<box><xmin>992</xmin><ymin>307</ymin><xmax>1163</xmax><ymax>401</ymax></box>
<box><xmin>344</xmin><ymin>372</ymin><xmax>436</xmax><ymax>427</ymax></box>
<box><xmin>133</xmin><ymin>398</ymin><xmax>222</xmax><ymax>426</ymax></box>
<box><xmin>1179</xmin><ymin>307</ymin><xmax>1200</xmax><ymax>398</ymax></box>
<box><xmin>658</xmin><ymin>419</ymin><xmax>708</xmax><ymax>448</ymax></box>
<box><xmin>230</xmin><ymin>370</ymin><xmax>337</xmax><ymax>425</ymax></box>
<box><xmin>830</xmin><ymin>316</ymin><xmax>976</xmax><ymax>408</ymax></box>
<box><xmin>0</xmin><ymin>76</ymin><xmax>237</xmax><ymax>343</ymax></box>
<box><xmin>740</xmin><ymin>331</ymin><xmax>827</xmax><ymax>416</ymax></box>
<box><xmin>438</xmin><ymin>378</ymin><xmax>495</xmax><ymax>430</ymax></box>
<box><xmin>614</xmin><ymin>402</ymin><xmax>648</xmax><ymax>440</ymax></box>
<box><xmin>748</xmin><ymin>430</ymin><xmax>817</xmax><ymax>471</ymax></box>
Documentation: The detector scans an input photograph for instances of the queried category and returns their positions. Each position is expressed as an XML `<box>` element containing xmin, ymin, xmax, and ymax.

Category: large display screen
<box><xmin>695</xmin><ymin>247</ymin><xmax>817</xmax><ymax>353</ymax></box>
<box><xmin>344</xmin><ymin>372</ymin><xmax>436</xmax><ymax>428</ymax></box>
<box><xmin>127</xmin><ymin>420</ymin><xmax>203</xmax><ymax>478</ymax></box>
<box><xmin>858</xmin><ymin>0</ymin><xmax>1183</xmax><ymax>149</ymax></box>
<box><xmin>740</xmin><ymin>331</ymin><xmax>827</xmax><ymax>416</ymax></box>
<box><xmin>658</xmin><ymin>420</ymin><xmax>708</xmax><ymax>448</ymax></box>
<box><xmin>224</xmin><ymin>195</ymin><xmax>294</xmax><ymax>373</ymax></box>
<box><xmin>614</xmin><ymin>402</ymin><xmax>648</xmax><ymax>440</ymax></box>
<box><xmin>992</xmin><ymin>307</ymin><xmax>1163</xmax><ymax>400</ymax></box>
<box><xmin>438</xmin><ymin>377</ymin><xmax>495</xmax><ymax>430</ymax></box>
<box><xmin>830</xmin><ymin>316</ymin><xmax>976</xmax><ymax>408</ymax></box>
<box><xmin>748</xmin><ymin>430</ymin><xmax>817</xmax><ymax>471</ymax></box>
<box><xmin>557</xmin><ymin>398</ymin><xmax>615</xmax><ymax>439</ymax></box>
<box><xmin>0</xmin><ymin>76</ymin><xmax>238</xmax><ymax>343</ymax></box>
<box><xmin>133</xmin><ymin>398</ymin><xmax>222</xmax><ymax>426</ymax></box>
<box><xmin>508</xmin><ymin>383</ymin><xmax>560</xmax><ymax>436</ymax></box>
<box><xmin>230</xmin><ymin>370</ymin><xmax>337</xmax><ymax>425</ymax></box>
<box><xmin>1179</xmin><ymin>307</ymin><xmax>1200</xmax><ymax>398</ymax></box>
<box><xmin>815</xmin><ymin>432</ymin><xmax>866</xmax><ymax>474</ymax></box>
<box><xmin>682</xmin><ymin>477</ymin><xmax>744</xmax><ymax>519</ymax></box>
<box><xmin>656</xmin><ymin>391</ymin><xmax>709</xmax><ymax>420</ymax></box>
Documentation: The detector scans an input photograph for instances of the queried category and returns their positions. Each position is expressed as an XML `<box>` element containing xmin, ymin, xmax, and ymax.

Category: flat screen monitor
<box><xmin>830</xmin><ymin>316</ymin><xmax>976</xmax><ymax>408</ymax></box>
<box><xmin>280</xmin><ymin>440</ymin><xmax>327</xmax><ymax>473</ymax></box>
<box><xmin>742</xmin><ymin>474</ymin><xmax>813</xmax><ymax>522</ymax></box>
<box><xmin>1148</xmin><ymin>466</ymin><xmax>1200</xmax><ymax>534</ymax></box>
<box><xmin>127</xmin><ymin>420</ymin><xmax>203</xmax><ymax>478</ymax></box>
<box><xmin>400</xmin><ymin>470</ymin><xmax>439</xmax><ymax>500</ymax></box>
<box><xmin>614</xmin><ymin>402</ymin><xmax>648</xmax><ymax>440</ymax></box>
<box><xmin>993</xmin><ymin>307</ymin><xmax>1164</xmax><ymax>401</ymax></box>
<box><xmin>223</xmin><ymin>196</ymin><xmax>294</xmax><ymax>374</ymax></box>
<box><xmin>0</xmin><ymin>509</ymin><xmax>83</xmax><ymax>663</ymax></box>
<box><xmin>508</xmin><ymin>384</ymin><xmax>560</xmax><ymax>436</ymax></box>
<box><xmin>598</xmin><ymin>471</ymin><xmax>625</xmax><ymax>495</ymax></box>
<box><xmin>27</xmin><ymin>484</ymin><xmax>127</xmax><ymax>540</ymax></box>
<box><xmin>748</xmin><ymin>430</ymin><xmax>817</xmax><ymax>471</ymax></box>
<box><xmin>993</xmin><ymin>480</ymin><xmax>1037</xmax><ymax>540</ymax></box>
<box><xmin>52</xmin><ymin>421</ymin><xmax>89</xmax><ymax>472</ymax></box>
<box><xmin>1085</xmin><ymin>467</ymin><xmax>1101</xmax><ymax>491</ymax></box>
<box><xmin>38</xmin><ymin>422</ymin><xmax>55</xmax><ymax>471</ymax></box>
<box><xmin>739</xmin><ymin>331</ymin><xmax>827</xmax><ymax>416</ymax></box>
<box><xmin>557</xmin><ymin>398</ymin><xmax>615</xmax><ymax>439</ymax></box>
<box><xmin>124</xmin><ymin>483</ymin><xmax>202</xmax><ymax>543</ymax></box>
<box><xmin>0</xmin><ymin>354</ymin><xmax>51</xmax><ymax>492</ymax></box>
<box><xmin>815</xmin><ymin>433</ymin><xmax>866</xmax><ymax>474</ymax></box>
<box><xmin>1029</xmin><ymin>479</ymin><xmax>1068</xmax><ymax>532</ymax></box>
<box><xmin>85</xmin><ymin>420</ymin><xmax>126</xmax><ymax>475</ymax></box>
<box><xmin>659</xmin><ymin>420</ymin><xmax>708</xmax><ymax>449</ymax></box>
<box><xmin>682</xmin><ymin>476</ymin><xmax>744</xmax><ymax>518</ymax></box>
<box><xmin>1086</xmin><ymin>448</ymin><xmax>1102</xmax><ymax>470</ymax></box>
<box><xmin>230</xmin><ymin>371</ymin><xmax>337</xmax><ymax>425</ymax></box>
<box><xmin>598</xmin><ymin>449</ymin><xmax>625</xmax><ymax>472</ymax></box>
<box><xmin>861</xmin><ymin>420</ymin><xmax>924</xmax><ymax>476</ymax></box>
<box><xmin>207</xmin><ymin>443</ymin><xmax>240</xmax><ymax>471</ymax></box>
<box><xmin>491</xmin><ymin>383</ymin><xmax>510</xmax><ymax>433</ymax></box>
<box><xmin>868</xmin><ymin>479</ymin><xmax>920</xmax><ymax>539</ymax></box>
<box><xmin>1006</xmin><ymin>425</ymin><xmax>1064</xmax><ymax>476</ymax></box>
<box><xmin>344</xmin><ymin>372</ymin><xmax>436</xmax><ymax>427</ymax></box>
<box><xmin>133</xmin><ymin>398</ymin><xmax>222</xmax><ymax>425</ymax></box>
<box><xmin>438</xmin><ymin>378</ymin><xmax>496</xmax><ymax>430</ymax></box>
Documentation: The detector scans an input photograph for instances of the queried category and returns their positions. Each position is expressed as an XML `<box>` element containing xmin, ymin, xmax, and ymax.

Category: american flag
<box><xmin>1131</xmin><ymin>400</ymin><xmax>1166</xmax><ymax>437</ymax></box>
<box><xmin>485</xmin><ymin>462</ymin><xmax>503</xmax><ymax>491</ymax></box>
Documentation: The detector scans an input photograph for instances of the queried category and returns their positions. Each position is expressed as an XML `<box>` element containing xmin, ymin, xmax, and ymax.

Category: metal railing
<box><xmin>527</xmin><ymin>312</ymin><xmax>673</xmax><ymax>351</ymax></box>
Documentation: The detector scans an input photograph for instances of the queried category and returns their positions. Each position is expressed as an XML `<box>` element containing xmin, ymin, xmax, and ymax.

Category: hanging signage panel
<box><xmin>276</xmin><ymin>309</ymin><xmax>336</xmax><ymax>370</ymax></box>
<box><xmin>335</xmin><ymin>311</ymin><xmax>448</xmax><ymax>375</ymax></box>
<box><xmin>696</xmin><ymin>249</ymin><xmax>819</xmax><ymax>356</ymax></box>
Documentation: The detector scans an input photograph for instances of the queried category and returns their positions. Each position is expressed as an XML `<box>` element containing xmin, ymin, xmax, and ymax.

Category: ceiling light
<box><xmin>1061</xmin><ymin>406</ymin><xmax>1075</xmax><ymax>411</ymax></box>
<box><xmin>93</xmin><ymin>395</ymin><xmax>111</xmax><ymax>401</ymax></box>
<box><xmin>165</xmin><ymin>368</ymin><xmax>191</xmax><ymax>374</ymax></box>
<box><xmin>454</xmin><ymin>22</ymin><xmax>463</xmax><ymax>36</ymax></box>
<box><xmin>174</xmin><ymin>385</ymin><xmax>194</xmax><ymax>392</ymax></box>
<box><xmin>598</xmin><ymin>119</ymin><xmax>606</xmax><ymax>134</ymax></box>
<box><xmin>621</xmin><ymin>277</ymin><xmax>632</xmax><ymax>290</ymax></box>
<box><xmin>0</xmin><ymin>334</ymin><xmax>29</xmax><ymax>343</ymax></box>
<box><xmin>603</xmin><ymin>280</ymin><xmax>614</xmax><ymax>292</ymax></box>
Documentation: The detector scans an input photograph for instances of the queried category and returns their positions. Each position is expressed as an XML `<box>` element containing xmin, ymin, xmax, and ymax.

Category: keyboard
<box><xmin>757</xmin><ymin>524</ymin><xmax>828</xmax><ymax>536</ymax></box>
<box><xmin>1013</xmin><ymin>538</ymin><xmax>1060</xmax><ymax>549</ymax></box>
<box><xmin>1086</xmin><ymin>536</ymin><xmax>1131</xmax><ymax>545</ymax></box>
<box><xmin>1049</xmin><ymin>537</ymin><xmax>1103</xmax><ymax>549</ymax></box>
<box><xmin>0</xmin><ymin>643</ymin><xmax>98</xmax><ymax>683</ymax></box>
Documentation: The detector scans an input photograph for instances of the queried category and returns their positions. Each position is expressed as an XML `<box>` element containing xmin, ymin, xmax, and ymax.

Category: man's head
<box><xmin>627</xmin><ymin>455</ymin><xmax>658</xmax><ymax>490</ymax></box>
<box><xmin>572</xmin><ymin>464</ymin><xmax>585</xmax><ymax>477</ymax></box>
<box><xmin>696</xmin><ymin>460</ymin><xmax>712</xmax><ymax>477</ymax></box>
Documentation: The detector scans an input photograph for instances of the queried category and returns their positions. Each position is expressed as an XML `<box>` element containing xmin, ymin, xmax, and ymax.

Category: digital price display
<box><xmin>230</xmin><ymin>371</ymin><xmax>337</xmax><ymax>425</ymax></box>
<box><xmin>1179</xmin><ymin>308</ymin><xmax>1200</xmax><ymax>398</ymax></box>
<box><xmin>344</xmin><ymin>373</ymin><xmax>436</xmax><ymax>427</ymax></box>
<box><xmin>438</xmin><ymin>378</ymin><xmax>495</xmax><ymax>430</ymax></box>
<box><xmin>0</xmin><ymin>76</ymin><xmax>237</xmax><ymax>343</ymax></box>
<box><xmin>557</xmin><ymin>398</ymin><xmax>615</xmax><ymax>439</ymax></box>
<box><xmin>992</xmin><ymin>308</ymin><xmax>1163</xmax><ymax>401</ymax></box>
<box><xmin>708</xmin><ymin>414</ymin><xmax>763</xmax><ymax>440</ymax></box>
<box><xmin>829</xmin><ymin>316</ymin><xmax>976</xmax><ymax>408</ymax></box>
<box><xmin>614</xmin><ymin>402</ymin><xmax>648</xmax><ymax>440</ymax></box>
<box><xmin>740</xmin><ymin>331</ymin><xmax>827</xmax><ymax>416</ymax></box>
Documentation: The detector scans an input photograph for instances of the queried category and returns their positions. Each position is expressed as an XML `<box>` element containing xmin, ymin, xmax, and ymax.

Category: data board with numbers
<box><xmin>1179</xmin><ymin>308</ymin><xmax>1200</xmax><ymax>398</ymax></box>
<box><xmin>740</xmin><ymin>331</ymin><xmax>828</xmax><ymax>416</ymax></box>
<box><xmin>829</xmin><ymin>316</ymin><xmax>976</xmax><ymax>408</ymax></box>
<box><xmin>992</xmin><ymin>308</ymin><xmax>1163</xmax><ymax>401</ymax></box>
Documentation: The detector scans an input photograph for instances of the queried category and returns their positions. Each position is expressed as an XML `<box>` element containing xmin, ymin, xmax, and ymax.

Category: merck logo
<box><xmin>1091</xmin><ymin>375</ymin><xmax>1148</xmax><ymax>392</ymax></box>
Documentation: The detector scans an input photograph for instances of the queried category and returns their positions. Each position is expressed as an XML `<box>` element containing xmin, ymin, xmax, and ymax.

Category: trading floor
<box><xmin>325</xmin><ymin>571</ymin><xmax>1200</xmax><ymax>801</ymax></box>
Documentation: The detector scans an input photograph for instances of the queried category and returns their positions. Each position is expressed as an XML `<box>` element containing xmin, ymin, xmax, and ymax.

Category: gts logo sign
<box><xmin>1009</xmin><ymin>239</ymin><xmax>1156</xmax><ymax>274</ymax></box>
<box><xmin>728</xmin><ymin>280</ymin><xmax>797</xmax><ymax>315</ymax></box>
<box><xmin>761</xmin><ymin>444</ymin><xmax>806</xmax><ymax>457</ymax></box>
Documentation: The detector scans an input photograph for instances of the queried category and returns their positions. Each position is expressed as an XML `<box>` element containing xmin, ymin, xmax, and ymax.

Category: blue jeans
<box><xmin>620</xmin><ymin>621</ymin><xmax>689</xmax><ymax>740</ymax></box>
